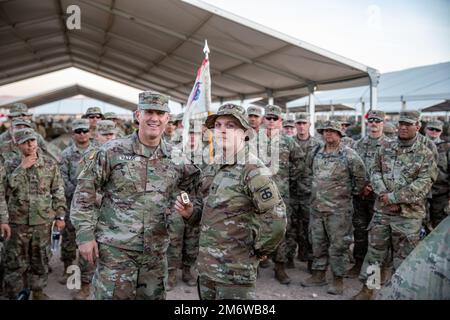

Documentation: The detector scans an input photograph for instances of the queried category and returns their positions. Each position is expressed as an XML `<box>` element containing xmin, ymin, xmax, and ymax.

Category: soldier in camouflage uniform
<box><xmin>247</xmin><ymin>106</ymin><xmax>264</xmax><ymax>132</ymax></box>
<box><xmin>82</xmin><ymin>107</ymin><xmax>104</xmax><ymax>140</ymax></box>
<box><xmin>301</xmin><ymin>120</ymin><xmax>366</xmax><ymax>295</ymax></box>
<box><xmin>0</xmin><ymin>165</ymin><xmax>9</xmax><ymax>296</ymax></box>
<box><xmin>383</xmin><ymin>122</ymin><xmax>397</xmax><ymax>139</ymax></box>
<box><xmin>347</xmin><ymin>110</ymin><xmax>392</xmax><ymax>278</ymax></box>
<box><xmin>59</xmin><ymin>119</ymin><xmax>97</xmax><ymax>299</ymax></box>
<box><xmin>70</xmin><ymin>92</ymin><xmax>199</xmax><ymax>300</ymax></box>
<box><xmin>163</xmin><ymin>114</ymin><xmax>178</xmax><ymax>142</ymax></box>
<box><xmin>0</xmin><ymin>128</ymin><xmax>66</xmax><ymax>300</ymax></box>
<box><xmin>292</xmin><ymin>113</ymin><xmax>323</xmax><ymax>272</ymax></box>
<box><xmin>104</xmin><ymin>112</ymin><xmax>126</xmax><ymax>138</ymax></box>
<box><xmin>282</xmin><ymin>120</ymin><xmax>296</xmax><ymax>137</ymax></box>
<box><xmin>255</xmin><ymin>105</ymin><xmax>303</xmax><ymax>284</ymax></box>
<box><xmin>354</xmin><ymin>111</ymin><xmax>438</xmax><ymax>300</ymax></box>
<box><xmin>175</xmin><ymin>103</ymin><xmax>286</xmax><ymax>300</ymax></box>
<box><xmin>330</xmin><ymin>116</ymin><xmax>354</xmax><ymax>148</ymax></box>
<box><xmin>424</xmin><ymin>121</ymin><xmax>450</xmax><ymax>228</ymax></box>
<box><xmin>0</xmin><ymin>103</ymin><xmax>33</xmax><ymax>144</ymax></box>
<box><xmin>377</xmin><ymin>215</ymin><xmax>450</xmax><ymax>300</ymax></box>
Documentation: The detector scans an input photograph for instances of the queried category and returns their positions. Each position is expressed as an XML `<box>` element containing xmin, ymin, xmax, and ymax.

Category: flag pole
<box><xmin>203</xmin><ymin>40</ymin><xmax>214</xmax><ymax>163</ymax></box>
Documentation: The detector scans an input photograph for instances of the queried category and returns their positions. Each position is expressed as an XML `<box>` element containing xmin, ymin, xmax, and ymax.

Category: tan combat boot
<box><xmin>274</xmin><ymin>263</ymin><xmax>291</xmax><ymax>285</ymax></box>
<box><xmin>73</xmin><ymin>283</ymin><xmax>90</xmax><ymax>300</ymax></box>
<box><xmin>345</xmin><ymin>260</ymin><xmax>363</xmax><ymax>278</ymax></box>
<box><xmin>300</xmin><ymin>270</ymin><xmax>327</xmax><ymax>287</ymax></box>
<box><xmin>352</xmin><ymin>284</ymin><xmax>374</xmax><ymax>300</ymax></box>
<box><xmin>327</xmin><ymin>276</ymin><xmax>344</xmax><ymax>295</ymax></box>
<box><xmin>167</xmin><ymin>269</ymin><xmax>177</xmax><ymax>291</ymax></box>
<box><xmin>181</xmin><ymin>266</ymin><xmax>196</xmax><ymax>287</ymax></box>
<box><xmin>32</xmin><ymin>290</ymin><xmax>50</xmax><ymax>300</ymax></box>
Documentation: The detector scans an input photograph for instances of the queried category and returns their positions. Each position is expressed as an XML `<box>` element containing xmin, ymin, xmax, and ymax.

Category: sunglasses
<box><xmin>74</xmin><ymin>129</ymin><xmax>90</xmax><ymax>134</ymax></box>
<box><xmin>265</xmin><ymin>116</ymin><xmax>279</xmax><ymax>121</ymax></box>
<box><xmin>368</xmin><ymin>119</ymin><xmax>383</xmax><ymax>123</ymax></box>
<box><xmin>88</xmin><ymin>115</ymin><xmax>102</xmax><ymax>119</ymax></box>
<box><xmin>427</xmin><ymin>128</ymin><xmax>441</xmax><ymax>132</ymax></box>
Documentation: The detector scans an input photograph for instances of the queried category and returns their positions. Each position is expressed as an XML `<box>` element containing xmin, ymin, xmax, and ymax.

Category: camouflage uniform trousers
<box><xmin>428</xmin><ymin>194</ymin><xmax>449</xmax><ymax>228</ymax></box>
<box><xmin>0</xmin><ymin>241</ymin><xmax>4</xmax><ymax>294</ymax></box>
<box><xmin>182</xmin><ymin>221</ymin><xmax>200</xmax><ymax>268</ymax></box>
<box><xmin>359</xmin><ymin>212</ymin><xmax>422</xmax><ymax>281</ymax></box>
<box><xmin>167</xmin><ymin>213</ymin><xmax>184</xmax><ymax>272</ymax></box>
<box><xmin>273</xmin><ymin>203</ymin><xmax>297</xmax><ymax>263</ymax></box>
<box><xmin>309</xmin><ymin>209</ymin><xmax>353</xmax><ymax>277</ymax></box>
<box><xmin>4</xmin><ymin>224</ymin><xmax>50</xmax><ymax>298</ymax></box>
<box><xmin>91</xmin><ymin>243</ymin><xmax>167</xmax><ymax>300</ymax></box>
<box><xmin>197</xmin><ymin>276</ymin><xmax>256</xmax><ymax>300</ymax></box>
<box><xmin>292</xmin><ymin>196</ymin><xmax>313</xmax><ymax>261</ymax></box>
<box><xmin>352</xmin><ymin>195</ymin><xmax>375</xmax><ymax>262</ymax></box>
<box><xmin>61</xmin><ymin>218</ymin><xmax>95</xmax><ymax>284</ymax></box>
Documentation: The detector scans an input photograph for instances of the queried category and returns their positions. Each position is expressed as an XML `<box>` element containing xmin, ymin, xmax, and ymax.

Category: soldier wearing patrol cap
<box><xmin>104</xmin><ymin>112</ymin><xmax>125</xmax><ymax>138</ymax></box>
<box><xmin>424</xmin><ymin>120</ymin><xmax>449</xmax><ymax>228</ymax></box>
<box><xmin>71</xmin><ymin>91</ymin><xmax>200</xmax><ymax>300</ymax></box>
<box><xmin>1</xmin><ymin>128</ymin><xmax>66</xmax><ymax>300</ymax></box>
<box><xmin>301</xmin><ymin>120</ymin><xmax>366</xmax><ymax>295</ymax></box>
<box><xmin>347</xmin><ymin>110</ymin><xmax>392</xmax><ymax>278</ymax></box>
<box><xmin>175</xmin><ymin>103</ymin><xmax>286</xmax><ymax>300</ymax></box>
<box><xmin>383</xmin><ymin>122</ymin><xmax>397</xmax><ymax>139</ymax></box>
<box><xmin>291</xmin><ymin>112</ymin><xmax>322</xmax><ymax>270</ymax></box>
<box><xmin>258</xmin><ymin>104</ymin><xmax>303</xmax><ymax>284</ymax></box>
<box><xmin>354</xmin><ymin>110</ymin><xmax>438</xmax><ymax>300</ymax></box>
<box><xmin>247</xmin><ymin>105</ymin><xmax>264</xmax><ymax>132</ymax></box>
<box><xmin>95</xmin><ymin>120</ymin><xmax>118</xmax><ymax>145</ymax></box>
<box><xmin>82</xmin><ymin>107</ymin><xmax>104</xmax><ymax>137</ymax></box>
<box><xmin>164</xmin><ymin>114</ymin><xmax>178</xmax><ymax>142</ymax></box>
<box><xmin>282</xmin><ymin>120</ymin><xmax>296</xmax><ymax>137</ymax></box>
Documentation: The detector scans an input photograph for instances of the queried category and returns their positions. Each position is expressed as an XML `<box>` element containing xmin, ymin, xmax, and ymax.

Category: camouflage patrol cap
<box><xmin>205</xmin><ymin>103</ymin><xmax>251</xmax><ymax>130</ymax></box>
<box><xmin>8</xmin><ymin>102</ymin><xmax>32</xmax><ymax>117</ymax></box>
<box><xmin>247</xmin><ymin>106</ymin><xmax>263</xmax><ymax>117</ymax></box>
<box><xmin>265</xmin><ymin>105</ymin><xmax>282</xmax><ymax>117</ymax></box>
<box><xmin>399</xmin><ymin>111</ymin><xmax>421</xmax><ymax>124</ymax></box>
<box><xmin>173</xmin><ymin>113</ymin><xmax>184</xmax><ymax>123</ymax></box>
<box><xmin>104</xmin><ymin>112</ymin><xmax>118</xmax><ymax>120</ymax></box>
<box><xmin>13</xmin><ymin>128</ymin><xmax>37</xmax><ymax>145</ymax></box>
<box><xmin>426</xmin><ymin>120</ymin><xmax>443</xmax><ymax>131</ymax></box>
<box><xmin>383</xmin><ymin>122</ymin><xmax>397</xmax><ymax>134</ymax></box>
<box><xmin>71</xmin><ymin>119</ymin><xmax>90</xmax><ymax>131</ymax></box>
<box><xmin>367</xmin><ymin>110</ymin><xmax>385</xmax><ymax>121</ymax></box>
<box><xmin>283</xmin><ymin>120</ymin><xmax>295</xmax><ymax>127</ymax></box>
<box><xmin>83</xmin><ymin>107</ymin><xmax>104</xmax><ymax>118</ymax></box>
<box><xmin>11</xmin><ymin>119</ymin><xmax>32</xmax><ymax>128</ymax></box>
<box><xmin>317</xmin><ymin>120</ymin><xmax>344</xmax><ymax>137</ymax></box>
<box><xmin>138</xmin><ymin>91</ymin><xmax>170</xmax><ymax>112</ymax></box>
<box><xmin>295</xmin><ymin>112</ymin><xmax>311</xmax><ymax>123</ymax></box>
<box><xmin>97</xmin><ymin>120</ymin><xmax>117</xmax><ymax>134</ymax></box>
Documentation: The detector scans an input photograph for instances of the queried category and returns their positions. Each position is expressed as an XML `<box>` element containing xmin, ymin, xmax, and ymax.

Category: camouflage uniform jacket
<box><xmin>187</xmin><ymin>150</ymin><xmax>287</xmax><ymax>284</ymax></box>
<box><xmin>70</xmin><ymin>132</ymin><xmax>200</xmax><ymax>253</ymax></box>
<box><xmin>0</xmin><ymin>165</ymin><xmax>8</xmax><ymax>224</ymax></box>
<box><xmin>371</xmin><ymin>135</ymin><xmax>438</xmax><ymax>219</ymax></box>
<box><xmin>431</xmin><ymin>138</ymin><xmax>450</xmax><ymax>196</ymax></box>
<box><xmin>353</xmin><ymin>134</ymin><xmax>392</xmax><ymax>181</ymax></box>
<box><xmin>309</xmin><ymin>143</ymin><xmax>366</xmax><ymax>214</ymax></box>
<box><xmin>60</xmin><ymin>142</ymin><xmax>96</xmax><ymax>207</ymax></box>
<box><xmin>2</xmin><ymin>152</ymin><xmax>66</xmax><ymax>225</ymax></box>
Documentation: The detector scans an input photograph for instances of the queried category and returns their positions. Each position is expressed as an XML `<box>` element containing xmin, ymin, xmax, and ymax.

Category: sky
<box><xmin>0</xmin><ymin>0</ymin><xmax>449</xmax><ymax>114</ymax></box>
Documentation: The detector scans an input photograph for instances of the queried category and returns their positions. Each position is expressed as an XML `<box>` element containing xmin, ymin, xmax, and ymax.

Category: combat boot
<box><xmin>167</xmin><ymin>269</ymin><xmax>177</xmax><ymax>291</ymax></box>
<box><xmin>352</xmin><ymin>284</ymin><xmax>374</xmax><ymax>300</ymax></box>
<box><xmin>286</xmin><ymin>258</ymin><xmax>295</xmax><ymax>269</ymax></box>
<box><xmin>327</xmin><ymin>276</ymin><xmax>344</xmax><ymax>295</ymax></box>
<box><xmin>73</xmin><ymin>283</ymin><xmax>90</xmax><ymax>300</ymax></box>
<box><xmin>300</xmin><ymin>270</ymin><xmax>327</xmax><ymax>287</ymax></box>
<box><xmin>32</xmin><ymin>290</ymin><xmax>50</xmax><ymax>300</ymax></box>
<box><xmin>181</xmin><ymin>266</ymin><xmax>196</xmax><ymax>287</ymax></box>
<box><xmin>345</xmin><ymin>260</ymin><xmax>363</xmax><ymax>278</ymax></box>
<box><xmin>306</xmin><ymin>260</ymin><xmax>313</xmax><ymax>274</ymax></box>
<box><xmin>380</xmin><ymin>266</ymin><xmax>392</xmax><ymax>285</ymax></box>
<box><xmin>274</xmin><ymin>263</ymin><xmax>291</xmax><ymax>285</ymax></box>
<box><xmin>259</xmin><ymin>257</ymin><xmax>271</xmax><ymax>268</ymax></box>
<box><xmin>58</xmin><ymin>261</ymin><xmax>72</xmax><ymax>285</ymax></box>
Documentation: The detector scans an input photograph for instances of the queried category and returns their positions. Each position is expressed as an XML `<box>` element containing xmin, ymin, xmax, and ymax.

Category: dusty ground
<box><xmin>1</xmin><ymin>251</ymin><xmax>374</xmax><ymax>300</ymax></box>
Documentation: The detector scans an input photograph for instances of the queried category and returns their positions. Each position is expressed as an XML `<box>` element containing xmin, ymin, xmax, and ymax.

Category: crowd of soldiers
<box><xmin>0</xmin><ymin>93</ymin><xmax>448</xmax><ymax>300</ymax></box>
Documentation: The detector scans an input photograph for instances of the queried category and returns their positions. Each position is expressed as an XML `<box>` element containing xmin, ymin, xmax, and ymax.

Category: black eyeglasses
<box><xmin>74</xmin><ymin>129</ymin><xmax>90</xmax><ymax>134</ymax></box>
<box><xmin>368</xmin><ymin>119</ymin><xmax>383</xmax><ymax>123</ymax></box>
<box><xmin>265</xmin><ymin>116</ymin><xmax>279</xmax><ymax>121</ymax></box>
<box><xmin>427</xmin><ymin>128</ymin><xmax>441</xmax><ymax>132</ymax></box>
<box><xmin>88</xmin><ymin>115</ymin><xmax>102</xmax><ymax>119</ymax></box>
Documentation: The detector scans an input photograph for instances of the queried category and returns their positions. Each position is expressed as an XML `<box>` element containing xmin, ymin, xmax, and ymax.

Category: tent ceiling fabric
<box><xmin>0</xmin><ymin>0</ymin><xmax>373</xmax><ymax>104</ymax></box>
<box><xmin>0</xmin><ymin>84</ymin><xmax>136</xmax><ymax>110</ymax></box>
<box><xmin>290</xmin><ymin>104</ymin><xmax>354</xmax><ymax>113</ymax></box>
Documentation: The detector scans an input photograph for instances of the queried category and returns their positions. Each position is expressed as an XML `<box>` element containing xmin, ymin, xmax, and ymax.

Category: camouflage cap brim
<box><xmin>138</xmin><ymin>103</ymin><xmax>170</xmax><ymax>113</ymax></box>
<box><xmin>16</xmin><ymin>134</ymin><xmax>37</xmax><ymax>145</ymax></box>
<box><xmin>398</xmin><ymin>118</ymin><xmax>417</xmax><ymax>124</ymax></box>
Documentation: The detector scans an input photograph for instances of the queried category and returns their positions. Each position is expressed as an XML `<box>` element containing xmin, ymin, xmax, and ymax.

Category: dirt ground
<box><xmin>2</xmin><ymin>251</ymin><xmax>377</xmax><ymax>300</ymax></box>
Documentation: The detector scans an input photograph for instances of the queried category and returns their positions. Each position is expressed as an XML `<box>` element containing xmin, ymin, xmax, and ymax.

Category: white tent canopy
<box><xmin>0</xmin><ymin>0</ymin><xmax>376</xmax><ymax>106</ymax></box>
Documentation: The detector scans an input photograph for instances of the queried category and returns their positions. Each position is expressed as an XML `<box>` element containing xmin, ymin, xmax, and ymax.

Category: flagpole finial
<box><xmin>203</xmin><ymin>39</ymin><xmax>210</xmax><ymax>59</ymax></box>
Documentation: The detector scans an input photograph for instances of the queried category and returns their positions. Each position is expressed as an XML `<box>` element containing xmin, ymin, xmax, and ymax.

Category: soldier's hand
<box><xmin>79</xmin><ymin>240</ymin><xmax>99</xmax><ymax>265</ymax></box>
<box><xmin>174</xmin><ymin>195</ymin><xmax>193</xmax><ymax>219</ymax></box>
<box><xmin>0</xmin><ymin>223</ymin><xmax>11</xmax><ymax>241</ymax></box>
<box><xmin>55</xmin><ymin>220</ymin><xmax>65</xmax><ymax>231</ymax></box>
<box><xmin>20</xmin><ymin>154</ymin><xmax>38</xmax><ymax>169</ymax></box>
